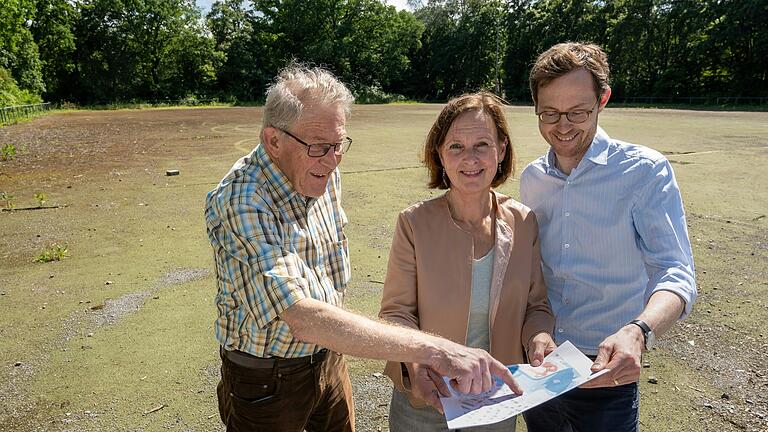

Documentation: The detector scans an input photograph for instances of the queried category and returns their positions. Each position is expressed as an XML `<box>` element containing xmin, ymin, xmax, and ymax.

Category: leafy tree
<box><xmin>706</xmin><ymin>0</ymin><xmax>768</xmax><ymax>96</ymax></box>
<box><xmin>0</xmin><ymin>0</ymin><xmax>44</xmax><ymax>94</ymax></box>
<box><xmin>74</xmin><ymin>0</ymin><xmax>218</xmax><ymax>103</ymax></box>
<box><xmin>602</xmin><ymin>0</ymin><xmax>658</xmax><ymax>98</ymax></box>
<box><xmin>0</xmin><ymin>66</ymin><xmax>42</xmax><ymax>106</ymax></box>
<box><xmin>339</xmin><ymin>1</ymin><xmax>423</xmax><ymax>93</ymax></box>
<box><xmin>410</xmin><ymin>0</ymin><xmax>507</xmax><ymax>100</ymax></box>
<box><xmin>208</xmin><ymin>0</ymin><xmax>273</xmax><ymax>101</ymax></box>
<box><xmin>2</xmin><ymin>0</ymin><xmax>764</xmax><ymax>105</ymax></box>
<box><xmin>502</xmin><ymin>0</ymin><xmax>535</xmax><ymax>101</ymax></box>
<box><xmin>503</xmin><ymin>0</ymin><xmax>604</xmax><ymax>100</ymax></box>
<box><xmin>211</xmin><ymin>0</ymin><xmax>420</xmax><ymax>101</ymax></box>
<box><xmin>30</xmin><ymin>0</ymin><xmax>78</xmax><ymax>101</ymax></box>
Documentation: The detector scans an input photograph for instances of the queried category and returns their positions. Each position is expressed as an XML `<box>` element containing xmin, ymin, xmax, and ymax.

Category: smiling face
<box><xmin>536</xmin><ymin>68</ymin><xmax>607</xmax><ymax>168</ymax></box>
<box><xmin>268</xmin><ymin>103</ymin><xmax>347</xmax><ymax>197</ymax></box>
<box><xmin>439</xmin><ymin>110</ymin><xmax>506</xmax><ymax>197</ymax></box>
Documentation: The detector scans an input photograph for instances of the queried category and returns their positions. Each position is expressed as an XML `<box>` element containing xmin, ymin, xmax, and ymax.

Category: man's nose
<box><xmin>556</xmin><ymin>113</ymin><xmax>573</xmax><ymax>128</ymax></box>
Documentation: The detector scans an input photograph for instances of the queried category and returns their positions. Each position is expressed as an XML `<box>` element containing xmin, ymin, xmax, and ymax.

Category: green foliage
<box><xmin>34</xmin><ymin>192</ymin><xmax>47</xmax><ymax>207</ymax></box>
<box><xmin>0</xmin><ymin>66</ymin><xmax>42</xmax><ymax>106</ymax></box>
<box><xmin>1</xmin><ymin>191</ymin><xmax>15</xmax><ymax>209</ymax></box>
<box><xmin>31</xmin><ymin>0</ymin><xmax>77</xmax><ymax>101</ymax></box>
<box><xmin>1</xmin><ymin>143</ymin><xmax>17</xmax><ymax>161</ymax></box>
<box><xmin>0</xmin><ymin>0</ymin><xmax>44</xmax><ymax>94</ymax></box>
<box><xmin>34</xmin><ymin>243</ymin><xmax>69</xmax><ymax>263</ymax></box>
<box><xmin>210</xmin><ymin>0</ymin><xmax>424</xmax><ymax>101</ymax></box>
<box><xmin>500</xmin><ymin>0</ymin><xmax>768</xmax><ymax>101</ymax></box>
<box><xmin>407</xmin><ymin>0</ymin><xmax>507</xmax><ymax>99</ymax></box>
<box><xmin>352</xmin><ymin>84</ymin><xmax>406</xmax><ymax>104</ymax></box>
<box><xmin>1</xmin><ymin>0</ymin><xmax>765</xmax><ymax>105</ymax></box>
<box><xmin>72</xmin><ymin>0</ymin><xmax>219</xmax><ymax>103</ymax></box>
<box><xmin>206</xmin><ymin>0</ymin><xmax>265</xmax><ymax>101</ymax></box>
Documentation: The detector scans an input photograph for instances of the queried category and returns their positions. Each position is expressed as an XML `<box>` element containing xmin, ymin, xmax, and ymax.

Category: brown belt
<box><xmin>222</xmin><ymin>347</ymin><xmax>329</xmax><ymax>369</ymax></box>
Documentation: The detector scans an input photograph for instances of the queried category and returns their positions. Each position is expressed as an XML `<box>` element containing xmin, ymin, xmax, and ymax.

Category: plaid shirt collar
<box><xmin>254</xmin><ymin>144</ymin><xmax>320</xmax><ymax>209</ymax></box>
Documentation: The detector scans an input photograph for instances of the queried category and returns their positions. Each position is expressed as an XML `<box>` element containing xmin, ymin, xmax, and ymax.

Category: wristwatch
<box><xmin>629</xmin><ymin>319</ymin><xmax>656</xmax><ymax>350</ymax></box>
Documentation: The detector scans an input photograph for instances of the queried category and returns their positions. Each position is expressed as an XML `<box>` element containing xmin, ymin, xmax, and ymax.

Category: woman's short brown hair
<box><xmin>529</xmin><ymin>42</ymin><xmax>610</xmax><ymax>105</ymax></box>
<box><xmin>424</xmin><ymin>92</ymin><xmax>515</xmax><ymax>189</ymax></box>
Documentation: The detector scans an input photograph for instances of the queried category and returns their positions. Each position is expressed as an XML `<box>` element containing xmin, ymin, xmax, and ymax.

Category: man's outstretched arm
<box><xmin>282</xmin><ymin>297</ymin><xmax>521</xmax><ymax>395</ymax></box>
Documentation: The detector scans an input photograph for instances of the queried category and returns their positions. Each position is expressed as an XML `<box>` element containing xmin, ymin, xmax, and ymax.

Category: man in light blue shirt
<box><xmin>520</xmin><ymin>42</ymin><xmax>696</xmax><ymax>432</ymax></box>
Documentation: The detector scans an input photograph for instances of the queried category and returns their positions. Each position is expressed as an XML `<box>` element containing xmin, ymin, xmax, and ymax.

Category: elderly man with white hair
<box><xmin>205</xmin><ymin>64</ymin><xmax>519</xmax><ymax>432</ymax></box>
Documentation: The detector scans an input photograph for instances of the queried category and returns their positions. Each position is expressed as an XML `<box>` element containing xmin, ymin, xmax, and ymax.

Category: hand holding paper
<box><xmin>438</xmin><ymin>341</ymin><xmax>610</xmax><ymax>429</ymax></box>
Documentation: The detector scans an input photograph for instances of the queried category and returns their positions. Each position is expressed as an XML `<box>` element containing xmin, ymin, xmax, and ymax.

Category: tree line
<box><xmin>1</xmin><ymin>0</ymin><xmax>766</xmax><ymax>106</ymax></box>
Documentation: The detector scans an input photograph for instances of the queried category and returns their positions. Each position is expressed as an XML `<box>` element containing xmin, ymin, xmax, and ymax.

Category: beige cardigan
<box><xmin>378</xmin><ymin>191</ymin><xmax>554</xmax><ymax>406</ymax></box>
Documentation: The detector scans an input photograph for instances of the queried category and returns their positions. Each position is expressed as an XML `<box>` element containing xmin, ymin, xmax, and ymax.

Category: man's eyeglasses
<box><xmin>536</xmin><ymin>101</ymin><xmax>599</xmax><ymax>124</ymax></box>
<box><xmin>278</xmin><ymin>128</ymin><xmax>352</xmax><ymax>157</ymax></box>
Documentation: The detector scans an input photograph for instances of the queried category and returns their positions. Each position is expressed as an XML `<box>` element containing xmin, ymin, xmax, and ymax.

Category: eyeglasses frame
<box><xmin>278</xmin><ymin>128</ymin><xmax>352</xmax><ymax>157</ymax></box>
<box><xmin>536</xmin><ymin>100</ymin><xmax>601</xmax><ymax>124</ymax></box>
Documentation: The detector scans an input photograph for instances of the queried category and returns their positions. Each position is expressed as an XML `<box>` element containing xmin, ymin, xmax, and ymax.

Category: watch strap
<box><xmin>629</xmin><ymin>319</ymin><xmax>651</xmax><ymax>345</ymax></box>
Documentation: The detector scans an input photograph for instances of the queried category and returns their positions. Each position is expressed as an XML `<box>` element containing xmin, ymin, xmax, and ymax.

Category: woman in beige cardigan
<box><xmin>379</xmin><ymin>92</ymin><xmax>555</xmax><ymax>431</ymax></box>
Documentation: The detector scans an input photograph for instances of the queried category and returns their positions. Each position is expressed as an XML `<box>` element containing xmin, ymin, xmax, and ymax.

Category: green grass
<box><xmin>34</xmin><ymin>243</ymin><xmax>69</xmax><ymax>263</ymax></box>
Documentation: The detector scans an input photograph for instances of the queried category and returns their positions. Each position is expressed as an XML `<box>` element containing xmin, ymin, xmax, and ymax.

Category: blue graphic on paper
<box><xmin>504</xmin><ymin>364</ymin><xmax>577</xmax><ymax>394</ymax></box>
<box><xmin>440</xmin><ymin>341</ymin><xmax>607</xmax><ymax>429</ymax></box>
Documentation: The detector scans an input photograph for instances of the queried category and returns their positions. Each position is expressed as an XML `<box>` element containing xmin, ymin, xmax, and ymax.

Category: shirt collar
<box><xmin>583</xmin><ymin>126</ymin><xmax>610</xmax><ymax>166</ymax></box>
<box><xmin>544</xmin><ymin>126</ymin><xmax>610</xmax><ymax>175</ymax></box>
<box><xmin>254</xmin><ymin>144</ymin><xmax>299</xmax><ymax>208</ymax></box>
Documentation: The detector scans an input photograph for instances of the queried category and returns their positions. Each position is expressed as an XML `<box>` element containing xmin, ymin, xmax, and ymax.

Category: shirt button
<box><xmin>565</xmin><ymin>212</ymin><xmax>570</xmax><ymax>217</ymax></box>
<box><xmin>557</xmin><ymin>328</ymin><xmax>564</xmax><ymax>333</ymax></box>
<box><xmin>564</xmin><ymin>243</ymin><xmax>570</xmax><ymax>249</ymax></box>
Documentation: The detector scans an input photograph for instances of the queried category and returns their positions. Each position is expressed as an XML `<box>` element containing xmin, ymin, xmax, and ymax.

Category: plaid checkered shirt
<box><xmin>205</xmin><ymin>144</ymin><xmax>350</xmax><ymax>358</ymax></box>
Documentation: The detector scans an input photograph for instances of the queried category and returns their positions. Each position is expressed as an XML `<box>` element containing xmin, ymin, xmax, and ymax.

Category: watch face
<box><xmin>646</xmin><ymin>331</ymin><xmax>656</xmax><ymax>350</ymax></box>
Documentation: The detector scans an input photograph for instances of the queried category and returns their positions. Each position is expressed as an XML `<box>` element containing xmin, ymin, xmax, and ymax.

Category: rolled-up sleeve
<box><xmin>632</xmin><ymin>158</ymin><xmax>697</xmax><ymax>318</ymax></box>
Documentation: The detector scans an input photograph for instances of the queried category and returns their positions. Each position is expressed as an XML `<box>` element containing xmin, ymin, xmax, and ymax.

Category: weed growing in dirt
<box><xmin>34</xmin><ymin>243</ymin><xmax>69</xmax><ymax>263</ymax></box>
<box><xmin>1</xmin><ymin>191</ymin><xmax>14</xmax><ymax>209</ymax></box>
<box><xmin>34</xmin><ymin>192</ymin><xmax>47</xmax><ymax>207</ymax></box>
<box><xmin>1</xmin><ymin>143</ymin><xmax>16</xmax><ymax>161</ymax></box>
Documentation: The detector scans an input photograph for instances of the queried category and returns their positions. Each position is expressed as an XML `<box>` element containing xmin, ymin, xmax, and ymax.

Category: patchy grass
<box><xmin>1</xmin><ymin>143</ymin><xmax>17</xmax><ymax>161</ymax></box>
<box><xmin>34</xmin><ymin>244</ymin><xmax>69</xmax><ymax>263</ymax></box>
<box><xmin>0</xmin><ymin>191</ymin><xmax>14</xmax><ymax>209</ymax></box>
<box><xmin>0</xmin><ymin>105</ymin><xmax>766</xmax><ymax>431</ymax></box>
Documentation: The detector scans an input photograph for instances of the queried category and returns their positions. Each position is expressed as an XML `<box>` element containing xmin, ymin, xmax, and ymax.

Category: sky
<box><xmin>196</xmin><ymin>0</ymin><xmax>412</xmax><ymax>14</ymax></box>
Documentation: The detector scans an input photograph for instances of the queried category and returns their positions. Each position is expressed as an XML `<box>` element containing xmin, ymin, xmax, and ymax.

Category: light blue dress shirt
<box><xmin>520</xmin><ymin>127</ymin><xmax>696</xmax><ymax>355</ymax></box>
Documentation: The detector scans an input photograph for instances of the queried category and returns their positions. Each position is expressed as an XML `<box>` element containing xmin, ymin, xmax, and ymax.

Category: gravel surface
<box><xmin>352</xmin><ymin>372</ymin><xmax>393</xmax><ymax>432</ymax></box>
<box><xmin>664</xmin><ymin>322</ymin><xmax>768</xmax><ymax>431</ymax></box>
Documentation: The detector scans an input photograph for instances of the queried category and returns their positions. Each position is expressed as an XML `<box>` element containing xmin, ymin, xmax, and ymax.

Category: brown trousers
<box><xmin>217</xmin><ymin>349</ymin><xmax>355</xmax><ymax>431</ymax></box>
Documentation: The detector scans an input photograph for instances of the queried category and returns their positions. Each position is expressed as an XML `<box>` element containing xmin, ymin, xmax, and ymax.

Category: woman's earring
<box><xmin>442</xmin><ymin>168</ymin><xmax>449</xmax><ymax>187</ymax></box>
<box><xmin>497</xmin><ymin>162</ymin><xmax>502</xmax><ymax>174</ymax></box>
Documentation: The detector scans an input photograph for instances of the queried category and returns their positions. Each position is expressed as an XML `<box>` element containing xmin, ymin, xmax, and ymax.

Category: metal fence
<box><xmin>0</xmin><ymin>103</ymin><xmax>52</xmax><ymax>126</ymax></box>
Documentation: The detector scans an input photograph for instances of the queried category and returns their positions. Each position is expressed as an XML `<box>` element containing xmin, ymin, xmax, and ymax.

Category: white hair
<box><xmin>262</xmin><ymin>64</ymin><xmax>354</xmax><ymax>131</ymax></box>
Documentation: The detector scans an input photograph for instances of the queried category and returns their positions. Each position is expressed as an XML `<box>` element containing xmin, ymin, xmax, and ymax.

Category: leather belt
<box><xmin>222</xmin><ymin>347</ymin><xmax>329</xmax><ymax>369</ymax></box>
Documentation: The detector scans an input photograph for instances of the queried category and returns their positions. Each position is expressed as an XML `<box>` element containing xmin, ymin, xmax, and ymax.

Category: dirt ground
<box><xmin>0</xmin><ymin>106</ymin><xmax>766</xmax><ymax>431</ymax></box>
